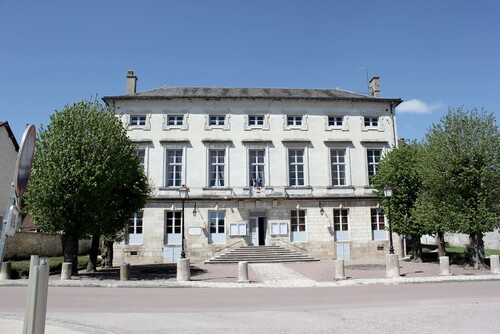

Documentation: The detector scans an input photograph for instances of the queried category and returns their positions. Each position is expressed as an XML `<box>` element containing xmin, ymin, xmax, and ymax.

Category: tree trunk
<box><xmin>61</xmin><ymin>233</ymin><xmax>79</xmax><ymax>276</ymax></box>
<box><xmin>86</xmin><ymin>234</ymin><xmax>101</xmax><ymax>272</ymax></box>
<box><xmin>104</xmin><ymin>240</ymin><xmax>114</xmax><ymax>268</ymax></box>
<box><xmin>436</xmin><ymin>231</ymin><xmax>446</xmax><ymax>257</ymax></box>
<box><xmin>468</xmin><ymin>232</ymin><xmax>486</xmax><ymax>269</ymax></box>
<box><xmin>410</xmin><ymin>235</ymin><xmax>423</xmax><ymax>262</ymax></box>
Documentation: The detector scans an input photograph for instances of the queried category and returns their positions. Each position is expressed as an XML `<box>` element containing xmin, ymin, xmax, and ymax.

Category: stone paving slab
<box><xmin>249</xmin><ymin>263</ymin><xmax>316</xmax><ymax>285</ymax></box>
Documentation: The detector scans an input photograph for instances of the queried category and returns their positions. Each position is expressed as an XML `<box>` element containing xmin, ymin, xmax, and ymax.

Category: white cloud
<box><xmin>396</xmin><ymin>99</ymin><xmax>444</xmax><ymax>114</ymax></box>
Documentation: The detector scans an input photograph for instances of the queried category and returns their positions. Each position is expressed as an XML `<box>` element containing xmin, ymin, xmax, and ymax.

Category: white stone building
<box><xmin>0</xmin><ymin>121</ymin><xmax>19</xmax><ymax>225</ymax></box>
<box><xmin>103</xmin><ymin>71</ymin><xmax>402</xmax><ymax>264</ymax></box>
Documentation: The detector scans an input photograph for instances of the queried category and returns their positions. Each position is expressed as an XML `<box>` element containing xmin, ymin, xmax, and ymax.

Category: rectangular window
<box><xmin>249</xmin><ymin>149</ymin><xmax>265</xmax><ymax>187</ymax></box>
<box><xmin>371</xmin><ymin>208</ymin><xmax>385</xmax><ymax>231</ymax></box>
<box><xmin>165</xmin><ymin>211</ymin><xmax>182</xmax><ymax>234</ymax></box>
<box><xmin>331</xmin><ymin>149</ymin><xmax>346</xmax><ymax>186</ymax></box>
<box><xmin>167</xmin><ymin>115</ymin><xmax>184</xmax><ymax>126</ymax></box>
<box><xmin>364</xmin><ymin>117</ymin><xmax>379</xmax><ymax>127</ymax></box>
<box><xmin>288</xmin><ymin>149</ymin><xmax>305</xmax><ymax>186</ymax></box>
<box><xmin>328</xmin><ymin>116</ymin><xmax>343</xmax><ymax>127</ymax></box>
<box><xmin>209</xmin><ymin>149</ymin><xmax>225</xmax><ymax>187</ymax></box>
<box><xmin>371</xmin><ymin>208</ymin><xmax>386</xmax><ymax>240</ymax></box>
<box><xmin>209</xmin><ymin>115</ymin><xmax>226</xmax><ymax>126</ymax></box>
<box><xmin>209</xmin><ymin>211</ymin><xmax>226</xmax><ymax>244</ymax></box>
<box><xmin>166</xmin><ymin>149</ymin><xmax>183</xmax><ymax>187</ymax></box>
<box><xmin>367</xmin><ymin>149</ymin><xmax>382</xmax><ymax>177</ymax></box>
<box><xmin>290</xmin><ymin>210</ymin><xmax>306</xmax><ymax>232</ymax></box>
<box><xmin>127</xmin><ymin>211</ymin><xmax>144</xmax><ymax>244</ymax></box>
<box><xmin>209</xmin><ymin>211</ymin><xmax>225</xmax><ymax>234</ymax></box>
<box><xmin>136</xmin><ymin>148</ymin><xmax>146</xmax><ymax>167</ymax></box>
<box><xmin>128</xmin><ymin>211</ymin><xmax>143</xmax><ymax>234</ymax></box>
<box><xmin>130</xmin><ymin>115</ymin><xmax>146</xmax><ymax>126</ymax></box>
<box><xmin>333</xmin><ymin>209</ymin><xmax>349</xmax><ymax>231</ymax></box>
<box><xmin>287</xmin><ymin>115</ymin><xmax>303</xmax><ymax>126</ymax></box>
<box><xmin>248</xmin><ymin>115</ymin><xmax>265</xmax><ymax>126</ymax></box>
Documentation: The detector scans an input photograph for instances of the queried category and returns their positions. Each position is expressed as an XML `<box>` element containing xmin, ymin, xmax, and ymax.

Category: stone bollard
<box><xmin>238</xmin><ymin>261</ymin><xmax>250</xmax><ymax>283</ymax></box>
<box><xmin>120</xmin><ymin>263</ymin><xmax>131</xmax><ymax>281</ymax></box>
<box><xmin>61</xmin><ymin>262</ymin><xmax>72</xmax><ymax>280</ymax></box>
<box><xmin>0</xmin><ymin>262</ymin><xmax>11</xmax><ymax>280</ymax></box>
<box><xmin>385</xmin><ymin>254</ymin><xmax>400</xmax><ymax>278</ymax></box>
<box><xmin>177</xmin><ymin>258</ymin><xmax>191</xmax><ymax>281</ymax></box>
<box><xmin>334</xmin><ymin>259</ymin><xmax>346</xmax><ymax>280</ymax></box>
<box><xmin>490</xmin><ymin>255</ymin><xmax>500</xmax><ymax>274</ymax></box>
<box><xmin>439</xmin><ymin>256</ymin><xmax>451</xmax><ymax>276</ymax></box>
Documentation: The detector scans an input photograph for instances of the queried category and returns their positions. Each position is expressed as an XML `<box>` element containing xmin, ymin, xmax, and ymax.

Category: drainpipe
<box><xmin>390</xmin><ymin>102</ymin><xmax>398</xmax><ymax>148</ymax></box>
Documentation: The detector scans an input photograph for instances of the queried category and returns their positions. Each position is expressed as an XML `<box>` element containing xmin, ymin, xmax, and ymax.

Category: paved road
<box><xmin>1</xmin><ymin>281</ymin><xmax>499</xmax><ymax>333</ymax></box>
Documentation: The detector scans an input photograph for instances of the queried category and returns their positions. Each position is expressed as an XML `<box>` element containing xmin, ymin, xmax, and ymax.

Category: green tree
<box><xmin>24</xmin><ymin>99</ymin><xmax>150</xmax><ymax>275</ymax></box>
<box><xmin>418</xmin><ymin>107</ymin><xmax>500</xmax><ymax>268</ymax></box>
<box><xmin>372</xmin><ymin>140</ymin><xmax>428</xmax><ymax>260</ymax></box>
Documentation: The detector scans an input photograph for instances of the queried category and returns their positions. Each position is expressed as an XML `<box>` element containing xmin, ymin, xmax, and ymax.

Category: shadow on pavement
<box><xmin>78</xmin><ymin>263</ymin><xmax>207</xmax><ymax>281</ymax></box>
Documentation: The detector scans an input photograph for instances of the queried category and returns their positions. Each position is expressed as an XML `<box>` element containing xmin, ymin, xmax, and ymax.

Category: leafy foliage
<box><xmin>371</xmin><ymin>141</ymin><xmax>427</xmax><ymax>259</ymax></box>
<box><xmin>24</xmin><ymin>99</ymin><xmax>150</xmax><ymax>272</ymax></box>
<box><xmin>415</xmin><ymin>107</ymin><xmax>500</xmax><ymax>267</ymax></box>
<box><xmin>372</xmin><ymin>140</ymin><xmax>426</xmax><ymax>236</ymax></box>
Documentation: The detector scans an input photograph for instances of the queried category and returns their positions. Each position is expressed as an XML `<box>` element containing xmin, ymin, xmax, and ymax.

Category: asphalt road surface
<box><xmin>1</xmin><ymin>281</ymin><xmax>499</xmax><ymax>333</ymax></box>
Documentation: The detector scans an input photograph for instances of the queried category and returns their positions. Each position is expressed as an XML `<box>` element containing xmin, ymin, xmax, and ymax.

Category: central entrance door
<box><xmin>249</xmin><ymin>212</ymin><xmax>266</xmax><ymax>246</ymax></box>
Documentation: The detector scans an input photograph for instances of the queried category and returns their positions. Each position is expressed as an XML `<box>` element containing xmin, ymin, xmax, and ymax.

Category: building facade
<box><xmin>103</xmin><ymin>71</ymin><xmax>402</xmax><ymax>264</ymax></box>
<box><xmin>0</xmin><ymin>121</ymin><xmax>19</xmax><ymax>225</ymax></box>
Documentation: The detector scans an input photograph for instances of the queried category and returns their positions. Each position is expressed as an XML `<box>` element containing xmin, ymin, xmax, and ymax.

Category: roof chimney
<box><xmin>369</xmin><ymin>76</ymin><xmax>380</xmax><ymax>97</ymax></box>
<box><xmin>126</xmin><ymin>70</ymin><xmax>138</xmax><ymax>95</ymax></box>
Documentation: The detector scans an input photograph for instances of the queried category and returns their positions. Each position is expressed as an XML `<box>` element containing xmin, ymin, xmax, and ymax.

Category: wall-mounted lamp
<box><xmin>192</xmin><ymin>203</ymin><xmax>197</xmax><ymax>216</ymax></box>
<box><xmin>319</xmin><ymin>202</ymin><xmax>325</xmax><ymax>215</ymax></box>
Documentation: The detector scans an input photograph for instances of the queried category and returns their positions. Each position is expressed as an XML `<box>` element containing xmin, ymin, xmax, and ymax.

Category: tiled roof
<box><xmin>103</xmin><ymin>87</ymin><xmax>401</xmax><ymax>104</ymax></box>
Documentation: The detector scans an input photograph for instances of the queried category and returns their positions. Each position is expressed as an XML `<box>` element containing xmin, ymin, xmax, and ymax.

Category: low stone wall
<box><xmin>421</xmin><ymin>230</ymin><xmax>500</xmax><ymax>250</ymax></box>
<box><xmin>5</xmin><ymin>232</ymin><xmax>91</xmax><ymax>259</ymax></box>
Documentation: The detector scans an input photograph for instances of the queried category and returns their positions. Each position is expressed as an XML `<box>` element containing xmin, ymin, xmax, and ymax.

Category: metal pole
<box><xmin>388</xmin><ymin>196</ymin><xmax>394</xmax><ymax>254</ymax></box>
<box><xmin>180</xmin><ymin>197</ymin><xmax>186</xmax><ymax>259</ymax></box>
<box><xmin>0</xmin><ymin>184</ymin><xmax>16</xmax><ymax>264</ymax></box>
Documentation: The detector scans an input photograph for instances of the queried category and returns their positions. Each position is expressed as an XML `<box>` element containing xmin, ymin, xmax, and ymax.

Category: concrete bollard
<box><xmin>177</xmin><ymin>258</ymin><xmax>191</xmax><ymax>281</ymax></box>
<box><xmin>120</xmin><ymin>263</ymin><xmax>131</xmax><ymax>281</ymax></box>
<box><xmin>61</xmin><ymin>262</ymin><xmax>72</xmax><ymax>280</ymax></box>
<box><xmin>334</xmin><ymin>259</ymin><xmax>346</xmax><ymax>280</ymax></box>
<box><xmin>490</xmin><ymin>255</ymin><xmax>500</xmax><ymax>274</ymax></box>
<box><xmin>439</xmin><ymin>256</ymin><xmax>451</xmax><ymax>276</ymax></box>
<box><xmin>385</xmin><ymin>254</ymin><xmax>400</xmax><ymax>278</ymax></box>
<box><xmin>0</xmin><ymin>262</ymin><xmax>11</xmax><ymax>280</ymax></box>
<box><xmin>238</xmin><ymin>261</ymin><xmax>250</xmax><ymax>283</ymax></box>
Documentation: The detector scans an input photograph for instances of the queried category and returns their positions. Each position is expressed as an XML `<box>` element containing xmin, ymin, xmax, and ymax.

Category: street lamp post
<box><xmin>179</xmin><ymin>185</ymin><xmax>188</xmax><ymax>259</ymax></box>
<box><xmin>384</xmin><ymin>185</ymin><xmax>394</xmax><ymax>255</ymax></box>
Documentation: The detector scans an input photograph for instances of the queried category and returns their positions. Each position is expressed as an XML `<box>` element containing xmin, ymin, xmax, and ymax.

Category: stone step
<box><xmin>205</xmin><ymin>245</ymin><xmax>319</xmax><ymax>264</ymax></box>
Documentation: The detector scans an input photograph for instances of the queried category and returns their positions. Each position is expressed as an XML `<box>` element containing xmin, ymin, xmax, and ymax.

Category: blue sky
<box><xmin>1</xmin><ymin>1</ymin><xmax>499</xmax><ymax>143</ymax></box>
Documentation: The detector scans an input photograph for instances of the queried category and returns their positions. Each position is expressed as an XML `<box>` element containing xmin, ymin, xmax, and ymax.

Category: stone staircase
<box><xmin>204</xmin><ymin>245</ymin><xmax>319</xmax><ymax>264</ymax></box>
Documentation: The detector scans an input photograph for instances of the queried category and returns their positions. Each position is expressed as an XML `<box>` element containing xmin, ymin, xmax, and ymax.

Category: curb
<box><xmin>1</xmin><ymin>274</ymin><xmax>498</xmax><ymax>289</ymax></box>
